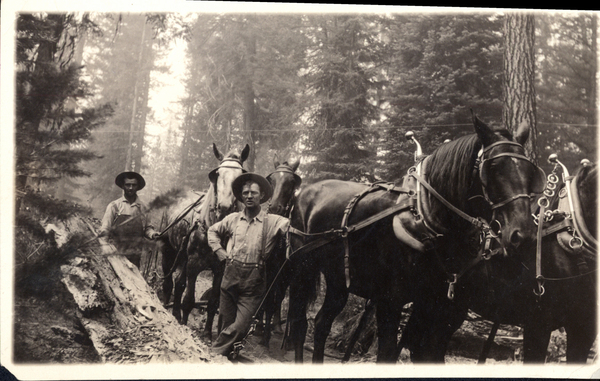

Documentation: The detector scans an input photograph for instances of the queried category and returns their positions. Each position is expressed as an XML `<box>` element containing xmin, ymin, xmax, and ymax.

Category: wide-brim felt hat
<box><xmin>115</xmin><ymin>171</ymin><xmax>146</xmax><ymax>190</ymax></box>
<box><xmin>232</xmin><ymin>173</ymin><xmax>273</xmax><ymax>204</ymax></box>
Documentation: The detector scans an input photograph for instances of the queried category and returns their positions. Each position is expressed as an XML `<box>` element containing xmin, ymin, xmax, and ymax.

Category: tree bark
<box><xmin>56</xmin><ymin>217</ymin><xmax>223</xmax><ymax>363</ymax></box>
<box><xmin>502</xmin><ymin>13</ymin><xmax>538</xmax><ymax>163</ymax></box>
<box><xmin>125</xmin><ymin>15</ymin><xmax>148</xmax><ymax>171</ymax></box>
<box><xmin>242</xmin><ymin>21</ymin><xmax>258</xmax><ymax>172</ymax></box>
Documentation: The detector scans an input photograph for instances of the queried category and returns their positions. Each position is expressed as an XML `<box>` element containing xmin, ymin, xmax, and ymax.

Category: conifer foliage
<box><xmin>15</xmin><ymin>13</ymin><xmax>112</xmax><ymax>278</ymax></box>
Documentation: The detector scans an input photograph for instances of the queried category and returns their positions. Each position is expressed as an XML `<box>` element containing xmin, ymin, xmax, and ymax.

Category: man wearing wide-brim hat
<box><xmin>98</xmin><ymin>171</ymin><xmax>159</xmax><ymax>268</ymax></box>
<box><xmin>207</xmin><ymin>172</ymin><xmax>289</xmax><ymax>359</ymax></box>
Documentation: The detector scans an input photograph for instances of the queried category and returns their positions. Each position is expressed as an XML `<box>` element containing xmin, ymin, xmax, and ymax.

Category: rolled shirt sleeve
<box><xmin>207</xmin><ymin>214</ymin><xmax>235</xmax><ymax>254</ymax></box>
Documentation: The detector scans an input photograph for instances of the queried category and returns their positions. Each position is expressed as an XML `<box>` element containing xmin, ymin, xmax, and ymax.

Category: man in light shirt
<box><xmin>98</xmin><ymin>171</ymin><xmax>159</xmax><ymax>267</ymax></box>
<box><xmin>208</xmin><ymin>173</ymin><xmax>289</xmax><ymax>359</ymax></box>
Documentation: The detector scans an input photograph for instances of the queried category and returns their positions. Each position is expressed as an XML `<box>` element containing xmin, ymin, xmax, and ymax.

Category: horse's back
<box><xmin>162</xmin><ymin>189</ymin><xmax>206</xmax><ymax>244</ymax></box>
<box><xmin>296</xmin><ymin>180</ymin><xmax>399</xmax><ymax>233</ymax></box>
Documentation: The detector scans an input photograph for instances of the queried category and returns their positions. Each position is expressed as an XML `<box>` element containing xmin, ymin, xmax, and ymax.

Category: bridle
<box><xmin>209</xmin><ymin>158</ymin><xmax>246</xmax><ymax>222</ymax></box>
<box><xmin>406</xmin><ymin>135</ymin><xmax>544</xmax><ymax>299</ymax></box>
<box><xmin>476</xmin><ymin>140</ymin><xmax>544</xmax><ymax>211</ymax></box>
<box><xmin>266</xmin><ymin>164</ymin><xmax>302</xmax><ymax>217</ymax></box>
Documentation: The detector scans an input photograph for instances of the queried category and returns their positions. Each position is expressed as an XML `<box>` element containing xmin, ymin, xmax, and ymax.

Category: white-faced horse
<box><xmin>158</xmin><ymin>143</ymin><xmax>249</xmax><ymax>343</ymax></box>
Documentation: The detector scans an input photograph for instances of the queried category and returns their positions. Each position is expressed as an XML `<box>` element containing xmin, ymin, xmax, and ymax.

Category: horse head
<box><xmin>208</xmin><ymin>143</ymin><xmax>250</xmax><ymax>220</ymax></box>
<box><xmin>267</xmin><ymin>155</ymin><xmax>301</xmax><ymax>216</ymax></box>
<box><xmin>471</xmin><ymin>114</ymin><xmax>543</xmax><ymax>254</ymax></box>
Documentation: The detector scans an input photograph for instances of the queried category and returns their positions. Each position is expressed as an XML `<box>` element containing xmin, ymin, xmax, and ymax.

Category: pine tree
<box><xmin>380</xmin><ymin>13</ymin><xmax>504</xmax><ymax>181</ymax></box>
<box><xmin>15</xmin><ymin>13</ymin><xmax>112</xmax><ymax>275</ymax></box>
<box><xmin>536</xmin><ymin>12</ymin><xmax>598</xmax><ymax>172</ymax></box>
<box><xmin>178</xmin><ymin>13</ymin><xmax>307</xmax><ymax>185</ymax></box>
<box><xmin>300</xmin><ymin>15</ymin><xmax>382</xmax><ymax>183</ymax></box>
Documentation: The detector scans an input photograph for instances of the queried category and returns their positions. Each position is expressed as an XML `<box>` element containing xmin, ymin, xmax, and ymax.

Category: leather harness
<box><xmin>288</xmin><ymin>139</ymin><xmax>538</xmax><ymax>294</ymax></box>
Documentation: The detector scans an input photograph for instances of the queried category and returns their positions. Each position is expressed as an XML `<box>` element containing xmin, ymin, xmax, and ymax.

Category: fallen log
<box><xmin>55</xmin><ymin>216</ymin><xmax>226</xmax><ymax>364</ymax></box>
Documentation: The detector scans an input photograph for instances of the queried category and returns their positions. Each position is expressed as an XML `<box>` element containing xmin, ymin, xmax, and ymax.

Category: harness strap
<box><xmin>156</xmin><ymin>194</ymin><xmax>205</xmax><ymax>238</ymax></box>
<box><xmin>541</xmin><ymin>218</ymin><xmax>571</xmax><ymax>237</ymax></box>
<box><xmin>489</xmin><ymin>193</ymin><xmax>532</xmax><ymax>210</ymax></box>
<box><xmin>569</xmin><ymin>178</ymin><xmax>598</xmax><ymax>251</ymax></box>
<box><xmin>534</xmin><ymin>202</ymin><xmax>546</xmax><ymax>298</ymax></box>
<box><xmin>341</xmin><ymin>183</ymin><xmax>388</xmax><ymax>288</ymax></box>
<box><xmin>287</xmin><ymin>199</ymin><xmax>413</xmax><ymax>261</ymax></box>
<box><xmin>409</xmin><ymin>172</ymin><xmax>486</xmax><ymax>229</ymax></box>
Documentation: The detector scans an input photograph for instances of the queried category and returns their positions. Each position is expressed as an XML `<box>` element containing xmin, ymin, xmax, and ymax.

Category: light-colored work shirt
<box><xmin>208</xmin><ymin>209</ymin><xmax>289</xmax><ymax>264</ymax></box>
<box><xmin>99</xmin><ymin>195</ymin><xmax>156</xmax><ymax>240</ymax></box>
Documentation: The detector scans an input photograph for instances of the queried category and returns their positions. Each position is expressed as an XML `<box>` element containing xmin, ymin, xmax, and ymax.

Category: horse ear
<box><xmin>472</xmin><ymin>112</ymin><xmax>495</xmax><ymax>146</ymax></box>
<box><xmin>273</xmin><ymin>154</ymin><xmax>280</xmax><ymax>169</ymax></box>
<box><xmin>290</xmin><ymin>157</ymin><xmax>300</xmax><ymax>171</ymax></box>
<box><xmin>513</xmin><ymin>120</ymin><xmax>530</xmax><ymax>146</ymax></box>
<box><xmin>213</xmin><ymin>143</ymin><xmax>224</xmax><ymax>161</ymax></box>
<box><xmin>240</xmin><ymin>144</ymin><xmax>250</xmax><ymax>163</ymax></box>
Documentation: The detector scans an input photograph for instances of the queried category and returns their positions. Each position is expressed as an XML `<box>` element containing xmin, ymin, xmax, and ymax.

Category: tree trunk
<box><xmin>134</xmin><ymin>67</ymin><xmax>151</xmax><ymax>173</ymax></box>
<box><xmin>125</xmin><ymin>16</ymin><xmax>148</xmax><ymax>171</ymax></box>
<box><xmin>502</xmin><ymin>13</ymin><xmax>538</xmax><ymax>163</ymax></box>
<box><xmin>590</xmin><ymin>15</ymin><xmax>598</xmax><ymax>129</ymax></box>
<box><xmin>56</xmin><ymin>217</ymin><xmax>223</xmax><ymax>363</ymax></box>
<box><xmin>178</xmin><ymin>101</ymin><xmax>194</xmax><ymax>182</ymax></box>
<box><xmin>242</xmin><ymin>23</ymin><xmax>258</xmax><ymax>172</ymax></box>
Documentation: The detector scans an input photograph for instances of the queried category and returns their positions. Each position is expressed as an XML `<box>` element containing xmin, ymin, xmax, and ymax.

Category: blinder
<box><xmin>480</xmin><ymin>157</ymin><xmax>546</xmax><ymax>195</ymax></box>
<box><xmin>266</xmin><ymin>165</ymin><xmax>302</xmax><ymax>188</ymax></box>
<box><xmin>208</xmin><ymin>158</ymin><xmax>246</xmax><ymax>183</ymax></box>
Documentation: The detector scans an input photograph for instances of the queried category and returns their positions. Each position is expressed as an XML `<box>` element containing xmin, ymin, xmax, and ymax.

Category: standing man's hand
<box><xmin>215</xmin><ymin>248</ymin><xmax>228</xmax><ymax>262</ymax></box>
<box><xmin>151</xmin><ymin>232</ymin><xmax>161</xmax><ymax>240</ymax></box>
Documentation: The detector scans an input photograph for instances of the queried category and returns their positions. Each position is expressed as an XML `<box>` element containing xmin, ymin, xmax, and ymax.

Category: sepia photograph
<box><xmin>1</xmin><ymin>1</ymin><xmax>598</xmax><ymax>379</ymax></box>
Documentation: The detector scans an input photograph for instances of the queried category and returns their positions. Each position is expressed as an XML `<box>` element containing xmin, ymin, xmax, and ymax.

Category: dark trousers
<box><xmin>211</xmin><ymin>260</ymin><xmax>266</xmax><ymax>356</ymax></box>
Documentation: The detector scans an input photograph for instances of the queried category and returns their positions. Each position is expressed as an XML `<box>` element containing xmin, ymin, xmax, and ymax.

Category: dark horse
<box><xmin>463</xmin><ymin>159</ymin><xmax>597</xmax><ymax>363</ymax></box>
<box><xmin>285</xmin><ymin>115</ymin><xmax>541</xmax><ymax>363</ymax></box>
<box><xmin>255</xmin><ymin>156</ymin><xmax>302</xmax><ymax>348</ymax></box>
<box><xmin>157</xmin><ymin>143</ymin><xmax>249</xmax><ymax>343</ymax></box>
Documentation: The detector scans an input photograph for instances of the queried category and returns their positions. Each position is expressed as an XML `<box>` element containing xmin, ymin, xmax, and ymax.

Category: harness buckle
<box><xmin>447</xmin><ymin>274</ymin><xmax>458</xmax><ymax>300</ymax></box>
<box><xmin>340</xmin><ymin>226</ymin><xmax>349</xmax><ymax>238</ymax></box>
<box><xmin>533</xmin><ymin>276</ymin><xmax>545</xmax><ymax>298</ymax></box>
<box><xmin>569</xmin><ymin>235</ymin><xmax>583</xmax><ymax>250</ymax></box>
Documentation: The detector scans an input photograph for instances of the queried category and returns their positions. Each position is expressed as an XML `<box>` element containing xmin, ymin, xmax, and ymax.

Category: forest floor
<box><xmin>12</xmin><ymin>266</ymin><xmax>596</xmax><ymax>368</ymax></box>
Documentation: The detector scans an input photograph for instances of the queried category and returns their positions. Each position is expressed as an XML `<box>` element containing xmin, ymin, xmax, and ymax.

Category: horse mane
<box><xmin>197</xmin><ymin>183</ymin><xmax>216</xmax><ymax>227</ymax></box>
<box><xmin>575</xmin><ymin>162</ymin><xmax>598</xmax><ymax>237</ymax></box>
<box><xmin>425</xmin><ymin>134</ymin><xmax>482</xmax><ymax>212</ymax></box>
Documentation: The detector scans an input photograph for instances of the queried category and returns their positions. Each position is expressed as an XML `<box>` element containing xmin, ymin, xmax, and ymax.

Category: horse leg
<box><xmin>565</xmin><ymin>303</ymin><xmax>596</xmax><ymax>363</ymax></box>
<box><xmin>565</xmin><ymin>280</ymin><xmax>596</xmax><ymax>363</ymax></box>
<box><xmin>565</xmin><ymin>324</ymin><xmax>595</xmax><ymax>363</ymax></box>
<box><xmin>408</xmin><ymin>295</ymin><xmax>468</xmax><ymax>363</ymax></box>
<box><xmin>259</xmin><ymin>296</ymin><xmax>274</xmax><ymax>348</ymax></box>
<box><xmin>181</xmin><ymin>261</ymin><xmax>200</xmax><ymax>326</ymax></box>
<box><xmin>287</xmin><ymin>273</ymin><xmax>311</xmax><ymax>363</ymax></box>
<box><xmin>272</xmin><ymin>267</ymin><xmax>291</xmax><ymax>335</ymax></box>
<box><xmin>375</xmin><ymin>299</ymin><xmax>403</xmax><ymax>363</ymax></box>
<box><xmin>312</xmin><ymin>274</ymin><xmax>348</xmax><ymax>364</ymax></box>
<box><xmin>171</xmin><ymin>262</ymin><xmax>187</xmax><ymax>323</ymax></box>
<box><xmin>159</xmin><ymin>240</ymin><xmax>175</xmax><ymax>306</ymax></box>
<box><xmin>522</xmin><ymin>321</ymin><xmax>551</xmax><ymax>363</ymax></box>
<box><xmin>204</xmin><ymin>260</ymin><xmax>224</xmax><ymax>343</ymax></box>
<box><xmin>272</xmin><ymin>306</ymin><xmax>283</xmax><ymax>334</ymax></box>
